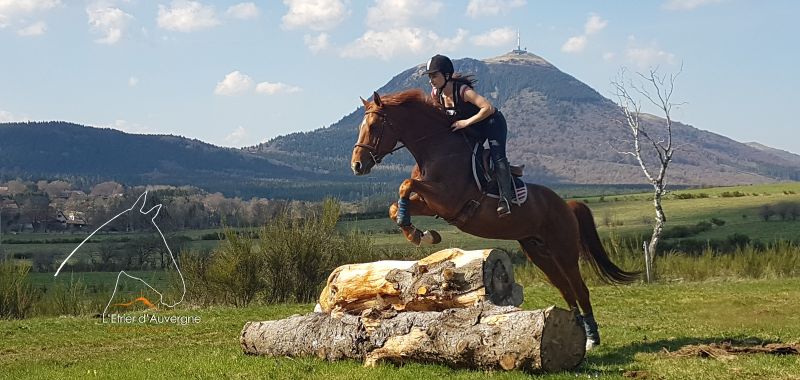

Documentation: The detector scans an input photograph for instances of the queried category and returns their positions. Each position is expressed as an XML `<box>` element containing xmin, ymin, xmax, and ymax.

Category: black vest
<box><xmin>437</xmin><ymin>82</ymin><xmax>481</xmax><ymax>121</ymax></box>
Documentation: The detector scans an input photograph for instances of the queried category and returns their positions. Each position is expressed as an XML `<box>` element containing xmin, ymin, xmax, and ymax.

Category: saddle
<box><xmin>472</xmin><ymin>143</ymin><xmax>528</xmax><ymax>205</ymax></box>
<box><xmin>444</xmin><ymin>143</ymin><xmax>529</xmax><ymax>227</ymax></box>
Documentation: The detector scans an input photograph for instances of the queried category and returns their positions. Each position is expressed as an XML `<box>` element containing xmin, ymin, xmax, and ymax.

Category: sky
<box><xmin>1</xmin><ymin>0</ymin><xmax>798</xmax><ymax>154</ymax></box>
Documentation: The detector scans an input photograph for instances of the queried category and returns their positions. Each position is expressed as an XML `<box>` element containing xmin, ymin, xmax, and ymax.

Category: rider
<box><xmin>423</xmin><ymin>54</ymin><xmax>516</xmax><ymax>217</ymax></box>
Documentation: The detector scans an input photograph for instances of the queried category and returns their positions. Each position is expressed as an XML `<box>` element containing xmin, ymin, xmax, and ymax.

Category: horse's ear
<box><xmin>360</xmin><ymin>96</ymin><xmax>369</xmax><ymax>108</ymax></box>
<box><xmin>373</xmin><ymin>91</ymin><xmax>383</xmax><ymax>107</ymax></box>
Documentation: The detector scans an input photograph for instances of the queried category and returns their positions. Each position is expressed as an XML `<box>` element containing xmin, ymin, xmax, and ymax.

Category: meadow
<box><xmin>1</xmin><ymin>279</ymin><xmax>799</xmax><ymax>379</ymax></box>
<box><xmin>2</xmin><ymin>182</ymin><xmax>800</xmax><ymax>379</ymax></box>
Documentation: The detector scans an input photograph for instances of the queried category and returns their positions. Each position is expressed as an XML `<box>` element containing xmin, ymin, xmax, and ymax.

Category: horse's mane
<box><xmin>378</xmin><ymin>89</ymin><xmax>450</xmax><ymax>125</ymax></box>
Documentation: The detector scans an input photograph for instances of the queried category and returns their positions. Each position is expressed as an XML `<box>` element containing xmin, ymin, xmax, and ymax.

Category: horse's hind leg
<box><xmin>520</xmin><ymin>238</ymin><xmax>600</xmax><ymax>350</ymax></box>
<box><xmin>545</xmin><ymin>237</ymin><xmax>601</xmax><ymax>349</ymax></box>
<box><xmin>518</xmin><ymin>238</ymin><xmax>580</xmax><ymax>313</ymax></box>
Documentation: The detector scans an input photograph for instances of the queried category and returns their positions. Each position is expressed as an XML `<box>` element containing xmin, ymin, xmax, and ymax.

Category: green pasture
<box><xmin>2</xmin><ymin>278</ymin><xmax>799</xmax><ymax>379</ymax></box>
<box><xmin>341</xmin><ymin>182</ymin><xmax>800</xmax><ymax>247</ymax></box>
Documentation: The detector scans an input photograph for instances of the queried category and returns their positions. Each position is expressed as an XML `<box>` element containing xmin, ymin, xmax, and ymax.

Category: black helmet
<box><xmin>423</xmin><ymin>54</ymin><xmax>454</xmax><ymax>76</ymax></box>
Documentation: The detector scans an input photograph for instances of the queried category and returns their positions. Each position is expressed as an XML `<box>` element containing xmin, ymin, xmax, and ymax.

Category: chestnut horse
<box><xmin>351</xmin><ymin>89</ymin><xmax>639</xmax><ymax>349</ymax></box>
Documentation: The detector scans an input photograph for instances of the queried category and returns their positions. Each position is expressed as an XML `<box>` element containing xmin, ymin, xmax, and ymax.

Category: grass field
<box><xmin>4</xmin><ymin>182</ymin><xmax>800</xmax><ymax>265</ymax></box>
<box><xmin>339</xmin><ymin>181</ymin><xmax>800</xmax><ymax>250</ymax></box>
<box><xmin>1</xmin><ymin>278</ymin><xmax>799</xmax><ymax>379</ymax></box>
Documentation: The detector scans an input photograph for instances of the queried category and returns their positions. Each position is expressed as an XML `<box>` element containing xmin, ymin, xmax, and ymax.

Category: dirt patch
<box><xmin>665</xmin><ymin>341</ymin><xmax>800</xmax><ymax>361</ymax></box>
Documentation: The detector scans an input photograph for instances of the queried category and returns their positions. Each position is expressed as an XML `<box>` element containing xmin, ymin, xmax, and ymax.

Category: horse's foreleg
<box><xmin>391</xmin><ymin>179</ymin><xmax>442</xmax><ymax>246</ymax></box>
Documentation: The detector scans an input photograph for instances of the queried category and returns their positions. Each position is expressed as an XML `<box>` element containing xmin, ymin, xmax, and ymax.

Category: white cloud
<box><xmin>341</xmin><ymin>27</ymin><xmax>466</xmax><ymax>60</ymax></box>
<box><xmin>87</xmin><ymin>6</ymin><xmax>133</xmax><ymax>44</ymax></box>
<box><xmin>662</xmin><ymin>0</ymin><xmax>723</xmax><ymax>11</ymax></box>
<box><xmin>214</xmin><ymin>71</ymin><xmax>253</xmax><ymax>96</ymax></box>
<box><xmin>226</xmin><ymin>2</ymin><xmax>259</xmax><ymax>19</ymax></box>
<box><xmin>561</xmin><ymin>35</ymin><xmax>586</xmax><ymax>53</ymax></box>
<box><xmin>603</xmin><ymin>52</ymin><xmax>615</xmax><ymax>61</ymax></box>
<box><xmin>584</xmin><ymin>14</ymin><xmax>607</xmax><ymax>35</ymax></box>
<box><xmin>128</xmin><ymin>76</ymin><xmax>139</xmax><ymax>86</ymax></box>
<box><xmin>157</xmin><ymin>0</ymin><xmax>219</xmax><ymax>32</ymax></box>
<box><xmin>0</xmin><ymin>0</ymin><xmax>61</xmax><ymax>28</ymax></box>
<box><xmin>366</xmin><ymin>0</ymin><xmax>442</xmax><ymax>29</ymax></box>
<box><xmin>0</xmin><ymin>0</ymin><xmax>61</xmax><ymax>16</ymax></box>
<box><xmin>561</xmin><ymin>14</ymin><xmax>606</xmax><ymax>54</ymax></box>
<box><xmin>471</xmin><ymin>27</ymin><xmax>515</xmax><ymax>47</ymax></box>
<box><xmin>225</xmin><ymin>126</ymin><xmax>248</xmax><ymax>145</ymax></box>
<box><xmin>625</xmin><ymin>38</ymin><xmax>676</xmax><ymax>68</ymax></box>
<box><xmin>16</xmin><ymin>21</ymin><xmax>46</xmax><ymax>36</ymax></box>
<box><xmin>304</xmin><ymin>32</ymin><xmax>329</xmax><ymax>53</ymax></box>
<box><xmin>110</xmin><ymin>119</ymin><xmax>152</xmax><ymax>134</ymax></box>
<box><xmin>282</xmin><ymin>0</ymin><xmax>347</xmax><ymax>31</ymax></box>
<box><xmin>465</xmin><ymin>0</ymin><xmax>525</xmax><ymax>18</ymax></box>
<box><xmin>255</xmin><ymin>82</ymin><xmax>302</xmax><ymax>95</ymax></box>
<box><xmin>0</xmin><ymin>109</ymin><xmax>24</xmax><ymax>122</ymax></box>
<box><xmin>626</xmin><ymin>46</ymin><xmax>676</xmax><ymax>68</ymax></box>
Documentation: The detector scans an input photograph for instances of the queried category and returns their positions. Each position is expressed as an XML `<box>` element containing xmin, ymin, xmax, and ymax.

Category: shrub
<box><xmin>38</xmin><ymin>275</ymin><xmax>93</xmax><ymax>316</ymax></box>
<box><xmin>0</xmin><ymin>260</ymin><xmax>39</xmax><ymax>319</ymax></box>
<box><xmin>180</xmin><ymin>198</ymin><xmax>380</xmax><ymax>307</ymax></box>
<box><xmin>710</xmin><ymin>217</ymin><xmax>726</xmax><ymax>226</ymax></box>
<box><xmin>720</xmin><ymin>191</ymin><xmax>746</xmax><ymax>198</ymax></box>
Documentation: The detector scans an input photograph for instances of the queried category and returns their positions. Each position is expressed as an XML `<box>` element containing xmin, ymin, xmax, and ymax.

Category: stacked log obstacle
<box><xmin>241</xmin><ymin>304</ymin><xmax>586</xmax><ymax>372</ymax></box>
<box><xmin>317</xmin><ymin>248</ymin><xmax>523</xmax><ymax>314</ymax></box>
<box><xmin>241</xmin><ymin>248</ymin><xmax>587</xmax><ymax>372</ymax></box>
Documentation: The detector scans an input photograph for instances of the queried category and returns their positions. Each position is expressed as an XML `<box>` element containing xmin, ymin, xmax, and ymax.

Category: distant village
<box><xmin>0</xmin><ymin>179</ymin><xmax>332</xmax><ymax>235</ymax></box>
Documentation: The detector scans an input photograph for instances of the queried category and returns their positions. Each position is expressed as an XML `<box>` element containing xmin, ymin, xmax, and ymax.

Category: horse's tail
<box><xmin>568</xmin><ymin>200</ymin><xmax>641</xmax><ymax>284</ymax></box>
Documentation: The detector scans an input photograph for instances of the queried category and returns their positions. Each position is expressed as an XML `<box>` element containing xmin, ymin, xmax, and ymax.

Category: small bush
<box><xmin>200</xmin><ymin>232</ymin><xmax>223</xmax><ymax>240</ymax></box>
<box><xmin>180</xmin><ymin>198</ymin><xmax>380</xmax><ymax>307</ymax></box>
<box><xmin>39</xmin><ymin>276</ymin><xmax>92</xmax><ymax>316</ymax></box>
<box><xmin>720</xmin><ymin>191</ymin><xmax>746</xmax><ymax>198</ymax></box>
<box><xmin>710</xmin><ymin>217</ymin><xmax>726</xmax><ymax>226</ymax></box>
<box><xmin>0</xmin><ymin>260</ymin><xmax>39</xmax><ymax>319</ymax></box>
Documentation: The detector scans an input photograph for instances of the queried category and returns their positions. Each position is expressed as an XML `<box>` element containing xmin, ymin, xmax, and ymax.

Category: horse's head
<box><xmin>351</xmin><ymin>91</ymin><xmax>401</xmax><ymax>175</ymax></box>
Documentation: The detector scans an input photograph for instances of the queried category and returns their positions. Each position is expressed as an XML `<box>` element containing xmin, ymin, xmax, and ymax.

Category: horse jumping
<box><xmin>351</xmin><ymin>89</ymin><xmax>640</xmax><ymax>349</ymax></box>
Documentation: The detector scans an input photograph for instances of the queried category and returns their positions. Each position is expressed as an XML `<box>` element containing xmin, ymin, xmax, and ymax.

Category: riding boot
<box><xmin>494</xmin><ymin>158</ymin><xmax>515</xmax><ymax>217</ymax></box>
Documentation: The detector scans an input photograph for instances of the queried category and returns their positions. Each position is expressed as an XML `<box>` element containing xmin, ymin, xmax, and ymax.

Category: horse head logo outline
<box><xmin>54</xmin><ymin>191</ymin><xmax>186</xmax><ymax>316</ymax></box>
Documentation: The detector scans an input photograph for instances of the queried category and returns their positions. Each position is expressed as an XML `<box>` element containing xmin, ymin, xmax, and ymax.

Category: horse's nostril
<box><xmin>354</xmin><ymin>161</ymin><xmax>362</xmax><ymax>171</ymax></box>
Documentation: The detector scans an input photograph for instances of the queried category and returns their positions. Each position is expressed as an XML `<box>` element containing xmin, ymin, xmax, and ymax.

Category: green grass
<box><xmin>341</xmin><ymin>182</ymin><xmax>800</xmax><ymax>249</ymax></box>
<box><xmin>1</xmin><ymin>278</ymin><xmax>799</xmax><ymax>379</ymax></box>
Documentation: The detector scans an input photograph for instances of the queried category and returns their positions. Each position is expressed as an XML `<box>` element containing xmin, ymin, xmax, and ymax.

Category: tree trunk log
<box><xmin>241</xmin><ymin>304</ymin><xmax>586</xmax><ymax>372</ymax></box>
<box><xmin>317</xmin><ymin>248</ymin><xmax>523</xmax><ymax>314</ymax></box>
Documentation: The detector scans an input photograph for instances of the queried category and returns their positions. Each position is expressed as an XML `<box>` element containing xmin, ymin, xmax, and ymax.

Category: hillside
<box><xmin>0</xmin><ymin>121</ymin><xmax>332</xmax><ymax>198</ymax></box>
<box><xmin>250</xmin><ymin>51</ymin><xmax>800</xmax><ymax>186</ymax></box>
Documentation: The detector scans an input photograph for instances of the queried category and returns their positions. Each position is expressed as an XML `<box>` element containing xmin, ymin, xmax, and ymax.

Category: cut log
<box><xmin>241</xmin><ymin>304</ymin><xmax>586</xmax><ymax>372</ymax></box>
<box><xmin>317</xmin><ymin>248</ymin><xmax>523</xmax><ymax>314</ymax></box>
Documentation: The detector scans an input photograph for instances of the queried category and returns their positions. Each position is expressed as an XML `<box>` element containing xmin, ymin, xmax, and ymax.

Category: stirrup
<box><xmin>496</xmin><ymin>198</ymin><xmax>511</xmax><ymax>217</ymax></box>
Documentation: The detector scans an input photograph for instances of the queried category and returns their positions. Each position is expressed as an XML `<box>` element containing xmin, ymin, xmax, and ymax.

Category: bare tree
<box><xmin>612</xmin><ymin>66</ymin><xmax>682</xmax><ymax>283</ymax></box>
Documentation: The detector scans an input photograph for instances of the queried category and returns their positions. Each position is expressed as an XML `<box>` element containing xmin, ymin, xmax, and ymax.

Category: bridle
<box><xmin>353</xmin><ymin>107</ymin><xmax>460</xmax><ymax>165</ymax></box>
<box><xmin>353</xmin><ymin>109</ymin><xmax>405</xmax><ymax>164</ymax></box>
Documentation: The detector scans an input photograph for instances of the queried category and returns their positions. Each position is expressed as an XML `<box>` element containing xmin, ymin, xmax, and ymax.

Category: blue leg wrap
<box><xmin>583</xmin><ymin>313</ymin><xmax>600</xmax><ymax>345</ymax></box>
<box><xmin>396</xmin><ymin>198</ymin><xmax>411</xmax><ymax>226</ymax></box>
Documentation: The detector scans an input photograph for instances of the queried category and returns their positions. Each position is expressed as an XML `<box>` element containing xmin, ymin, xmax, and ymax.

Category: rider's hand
<box><xmin>451</xmin><ymin>120</ymin><xmax>470</xmax><ymax>131</ymax></box>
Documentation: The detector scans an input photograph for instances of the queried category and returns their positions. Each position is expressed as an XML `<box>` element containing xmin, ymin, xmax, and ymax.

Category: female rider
<box><xmin>424</xmin><ymin>54</ymin><xmax>515</xmax><ymax>217</ymax></box>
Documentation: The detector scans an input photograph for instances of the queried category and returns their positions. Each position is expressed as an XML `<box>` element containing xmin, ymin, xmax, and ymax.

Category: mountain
<box><xmin>250</xmin><ymin>51</ymin><xmax>800</xmax><ymax>186</ymax></box>
<box><xmin>3</xmin><ymin>52</ymin><xmax>799</xmax><ymax>200</ymax></box>
<box><xmin>0</xmin><ymin>121</ymin><xmax>355</xmax><ymax>199</ymax></box>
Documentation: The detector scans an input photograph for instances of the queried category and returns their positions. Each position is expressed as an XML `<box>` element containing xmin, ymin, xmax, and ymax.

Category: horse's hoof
<box><xmin>420</xmin><ymin>230</ymin><xmax>441</xmax><ymax>245</ymax></box>
<box><xmin>586</xmin><ymin>338</ymin><xmax>599</xmax><ymax>351</ymax></box>
<box><xmin>410</xmin><ymin>229</ymin><xmax>422</xmax><ymax>246</ymax></box>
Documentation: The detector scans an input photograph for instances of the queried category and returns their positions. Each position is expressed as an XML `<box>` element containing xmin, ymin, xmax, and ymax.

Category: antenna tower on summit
<box><xmin>512</xmin><ymin>29</ymin><xmax>527</xmax><ymax>54</ymax></box>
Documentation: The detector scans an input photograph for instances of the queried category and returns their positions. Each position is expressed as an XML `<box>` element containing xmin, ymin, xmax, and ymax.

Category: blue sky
<box><xmin>1</xmin><ymin>0</ymin><xmax>798</xmax><ymax>154</ymax></box>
